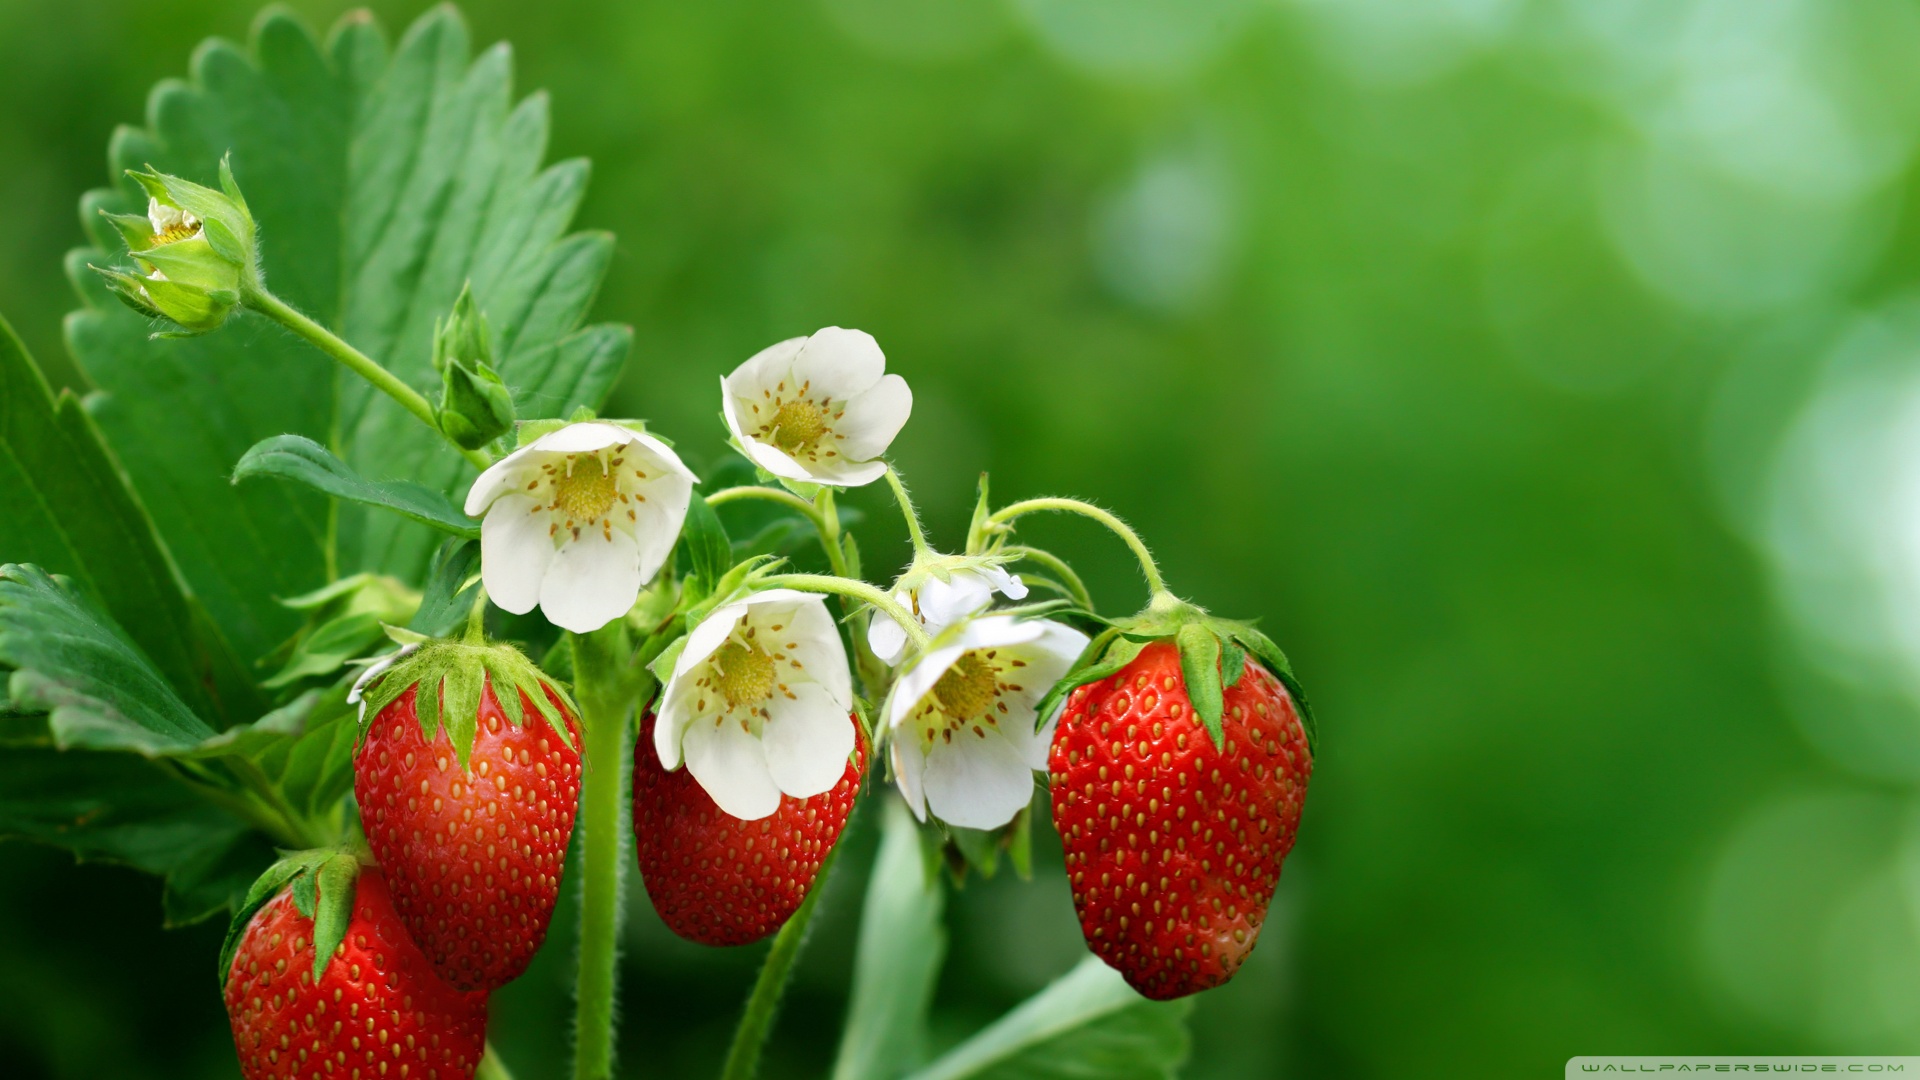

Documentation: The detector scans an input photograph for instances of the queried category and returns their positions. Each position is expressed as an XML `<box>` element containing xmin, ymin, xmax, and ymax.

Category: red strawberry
<box><xmin>1049</xmin><ymin>639</ymin><xmax>1311</xmax><ymax>1000</ymax></box>
<box><xmin>356</xmin><ymin>669</ymin><xmax>582</xmax><ymax>991</ymax></box>
<box><xmin>223</xmin><ymin>867</ymin><xmax>488</xmax><ymax>1080</ymax></box>
<box><xmin>632</xmin><ymin>710</ymin><xmax>866</xmax><ymax>946</ymax></box>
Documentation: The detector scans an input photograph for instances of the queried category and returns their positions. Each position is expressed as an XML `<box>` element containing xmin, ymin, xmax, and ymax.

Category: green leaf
<box><xmin>65</xmin><ymin>7</ymin><xmax>629</xmax><ymax>654</ymax></box>
<box><xmin>831</xmin><ymin>797</ymin><xmax>948</xmax><ymax>1080</ymax></box>
<box><xmin>0</xmin><ymin>747</ymin><xmax>270</xmax><ymax>927</ymax></box>
<box><xmin>0</xmin><ymin>565</ymin><xmax>215</xmax><ymax>754</ymax></box>
<box><xmin>680</xmin><ymin>488</ymin><xmax>735</xmax><ymax>592</ymax></box>
<box><xmin>1176</xmin><ymin>624</ymin><xmax>1224</xmax><ymax>749</ymax></box>
<box><xmin>0</xmin><ymin>313</ymin><xmax>261</xmax><ymax>726</ymax></box>
<box><xmin>233</xmin><ymin>435</ymin><xmax>480</xmax><ymax>540</ymax></box>
<box><xmin>261</xmin><ymin>611</ymin><xmax>387</xmax><ymax>689</ymax></box>
<box><xmin>408</xmin><ymin>537</ymin><xmax>480</xmax><ymax>636</ymax></box>
<box><xmin>901</xmin><ymin>957</ymin><xmax>1191</xmax><ymax>1080</ymax></box>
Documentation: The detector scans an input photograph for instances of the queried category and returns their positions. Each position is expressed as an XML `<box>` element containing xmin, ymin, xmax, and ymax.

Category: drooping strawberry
<box><xmin>353</xmin><ymin>637</ymin><xmax>582</xmax><ymax>991</ymax></box>
<box><xmin>632</xmin><ymin>710</ymin><xmax>866</xmax><ymax>946</ymax></box>
<box><xmin>1049</xmin><ymin>629</ymin><xmax>1313</xmax><ymax>1001</ymax></box>
<box><xmin>221</xmin><ymin>855</ymin><xmax>488</xmax><ymax>1080</ymax></box>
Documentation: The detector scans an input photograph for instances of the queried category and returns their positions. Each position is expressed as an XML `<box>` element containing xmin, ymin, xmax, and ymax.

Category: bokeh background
<box><xmin>6</xmin><ymin>0</ymin><xmax>1920</xmax><ymax>1076</ymax></box>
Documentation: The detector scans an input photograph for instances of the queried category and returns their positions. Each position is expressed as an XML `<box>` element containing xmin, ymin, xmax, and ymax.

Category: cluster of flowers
<box><xmin>462</xmin><ymin>325</ymin><xmax>1084</xmax><ymax>833</ymax></box>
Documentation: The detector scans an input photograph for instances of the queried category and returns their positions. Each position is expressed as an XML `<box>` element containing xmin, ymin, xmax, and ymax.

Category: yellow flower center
<box><xmin>932</xmin><ymin>651</ymin><xmax>998</xmax><ymax>721</ymax></box>
<box><xmin>714</xmin><ymin>640</ymin><xmax>776</xmax><ymax>709</ymax></box>
<box><xmin>770</xmin><ymin>398</ymin><xmax>829</xmax><ymax>453</ymax></box>
<box><xmin>554</xmin><ymin>455</ymin><xmax>618</xmax><ymax>522</ymax></box>
<box><xmin>153</xmin><ymin>221</ymin><xmax>200</xmax><ymax>246</ymax></box>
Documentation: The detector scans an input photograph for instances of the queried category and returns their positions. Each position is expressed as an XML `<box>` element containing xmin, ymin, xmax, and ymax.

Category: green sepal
<box><xmin>1220</xmin><ymin>639</ymin><xmax>1247</xmax><ymax>689</ymax></box>
<box><xmin>1030</xmin><ymin>626</ymin><xmax>1142</xmax><ymax>735</ymax></box>
<box><xmin>648</xmin><ymin>635</ymin><xmax>690</xmax><ymax>687</ymax></box>
<box><xmin>1007</xmin><ymin>803</ymin><xmax>1034</xmax><ymax>880</ymax></box>
<box><xmin>515</xmin><ymin>417</ymin><xmax>572</xmax><ymax>447</ymax></box>
<box><xmin>100</xmin><ymin>210</ymin><xmax>156</xmax><ymax>251</ymax></box>
<box><xmin>840</xmin><ymin>530</ymin><xmax>863</xmax><ymax>581</ymax></box>
<box><xmin>1224</xmin><ymin>624</ymin><xmax>1317</xmax><ymax>757</ymax></box>
<box><xmin>948</xmin><ymin>824</ymin><xmax>1001</xmax><ymax>880</ymax></box>
<box><xmin>432</xmin><ymin>285</ymin><xmax>515</xmax><ymax>450</ymax></box>
<box><xmin>200</xmin><ymin>215</ymin><xmax>247</xmax><ymax>266</ymax></box>
<box><xmin>309</xmin><ymin>853</ymin><xmax>360</xmax><ymax>983</ymax></box>
<box><xmin>216</xmin><ymin>847</ymin><xmax>336</xmax><ymax>990</ymax></box>
<box><xmin>1176</xmin><ymin>625</ymin><xmax>1225</xmax><ymax>749</ymax></box>
<box><xmin>356</xmin><ymin>638</ymin><xmax>579</xmax><ymax>763</ymax></box>
<box><xmin>965</xmin><ymin>472</ymin><xmax>993</xmax><ymax>554</ymax></box>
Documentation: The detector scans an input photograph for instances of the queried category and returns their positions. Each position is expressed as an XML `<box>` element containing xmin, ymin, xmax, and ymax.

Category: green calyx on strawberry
<box><xmin>1038</xmin><ymin>591</ymin><xmax>1316</xmax><ymax>757</ymax></box>
<box><xmin>352</xmin><ymin>634</ymin><xmax>578</xmax><ymax>770</ymax></box>
<box><xmin>1045</xmin><ymin>591</ymin><xmax>1315</xmax><ymax>1001</ymax></box>
<box><xmin>219</xmin><ymin>851</ymin><xmax>488</xmax><ymax>1080</ymax></box>
<box><xmin>351</xmin><ymin>633</ymin><xmax>584</xmax><ymax>992</ymax></box>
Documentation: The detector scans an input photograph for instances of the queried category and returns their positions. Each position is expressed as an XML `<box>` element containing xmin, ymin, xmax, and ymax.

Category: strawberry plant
<box><xmin>0</xmin><ymin>7</ymin><xmax>1316</xmax><ymax>1079</ymax></box>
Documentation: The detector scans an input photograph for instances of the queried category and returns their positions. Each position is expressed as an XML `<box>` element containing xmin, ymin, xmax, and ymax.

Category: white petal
<box><xmin>805</xmin><ymin>457</ymin><xmax>890</xmax><ymax>488</ymax></box>
<box><xmin>464</xmin><ymin>444</ymin><xmax>544</xmax><ymax>516</ymax></box>
<box><xmin>654</xmin><ymin>682</ymin><xmax>698</xmax><ymax>770</ymax></box>
<box><xmin>527</xmin><ymin>421</ymin><xmax>636</xmax><ymax>455</ymax></box>
<box><xmin>887</xmin><ymin>643</ymin><xmax>968</xmax><ymax>732</ymax></box>
<box><xmin>793</xmin><ymin>327</ymin><xmax>885</xmax><ymax>402</ymax></box>
<box><xmin>832</xmin><ymin>373</ymin><xmax>912</xmax><ymax>462</ymax></box>
<box><xmin>955</xmin><ymin>614</ymin><xmax>1047</xmax><ymax>653</ymax></box>
<box><xmin>737</xmin><ymin>434</ymin><xmax>816</xmax><ymax>482</ymax></box>
<box><xmin>480</xmin><ymin>494</ymin><xmax>556</xmax><ymax>615</ymax></box>
<box><xmin>620</xmin><ymin>441</ymin><xmax>695</xmax><ymax>585</ymax></box>
<box><xmin>983</xmin><ymin>567</ymin><xmax>1028</xmax><ymax>601</ymax></box>
<box><xmin>726</xmin><ymin>335</ymin><xmax>806</xmax><ymax>395</ymax></box>
<box><xmin>776</xmin><ymin>595</ymin><xmax>853</xmax><ymax>708</ymax></box>
<box><xmin>922</xmin><ymin>728</ymin><xmax>1034</xmax><ymax>830</ymax></box>
<box><xmin>890</xmin><ymin>734</ymin><xmax>930</xmax><ymax>821</ymax></box>
<box><xmin>761</xmin><ymin>683</ymin><xmax>855</xmax><ymax>799</ymax></box>
<box><xmin>917</xmin><ymin>572</ymin><xmax>995</xmax><ymax>633</ymax></box>
<box><xmin>683</xmin><ymin>717</ymin><xmax>783</xmax><ymax>821</ymax></box>
<box><xmin>676</xmin><ymin>604</ymin><xmax>748</xmax><ymax>679</ymax></box>
<box><xmin>538</xmin><ymin>527</ymin><xmax>641</xmax><ymax>633</ymax></box>
<box><xmin>867</xmin><ymin>590</ymin><xmax>911</xmax><ymax>664</ymax></box>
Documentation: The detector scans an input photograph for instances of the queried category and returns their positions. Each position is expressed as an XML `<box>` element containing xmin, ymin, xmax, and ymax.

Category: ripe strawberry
<box><xmin>223</xmin><ymin>867</ymin><xmax>488</xmax><ymax>1080</ymax></box>
<box><xmin>1050</xmin><ymin>639</ymin><xmax>1311</xmax><ymax>1000</ymax></box>
<box><xmin>354</xmin><ymin>642</ymin><xmax>582</xmax><ymax>992</ymax></box>
<box><xmin>632</xmin><ymin>710</ymin><xmax>866</xmax><ymax>946</ymax></box>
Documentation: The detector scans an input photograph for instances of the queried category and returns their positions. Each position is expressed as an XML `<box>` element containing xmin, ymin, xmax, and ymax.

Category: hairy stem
<box><xmin>760</xmin><ymin>573</ymin><xmax>930</xmax><ymax>651</ymax></box>
<box><xmin>988</xmin><ymin>497</ymin><xmax>1168</xmax><ymax>599</ymax></box>
<box><xmin>243</xmin><ymin>286</ymin><xmax>492</xmax><ymax>471</ymax></box>
<box><xmin>719</xmin><ymin>846</ymin><xmax>841</xmax><ymax>1080</ymax></box>
<box><xmin>706</xmin><ymin>485</ymin><xmax>826</xmax><ymax>528</ymax></box>
<box><xmin>570</xmin><ymin>628</ymin><xmax>633</xmax><ymax>1080</ymax></box>
<box><xmin>1002</xmin><ymin>545</ymin><xmax>1095</xmax><ymax>611</ymax></box>
<box><xmin>883</xmin><ymin>466</ymin><xmax>930</xmax><ymax>556</ymax></box>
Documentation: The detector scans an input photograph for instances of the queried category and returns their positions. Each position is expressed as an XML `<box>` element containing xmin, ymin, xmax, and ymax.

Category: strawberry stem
<box><xmin>986</xmin><ymin>497</ymin><xmax>1169</xmax><ymax>599</ymax></box>
<box><xmin>243</xmin><ymin>284</ymin><xmax>494</xmax><ymax>471</ymax></box>
<box><xmin>883</xmin><ymin>465</ymin><xmax>932</xmax><ymax>557</ymax></box>
<box><xmin>760</xmin><ymin>573</ymin><xmax>931</xmax><ymax>651</ymax></box>
<box><xmin>719</xmin><ymin>844</ymin><xmax>842</xmax><ymax>1080</ymax></box>
<box><xmin>570</xmin><ymin>626</ymin><xmax>634</xmax><ymax>1080</ymax></box>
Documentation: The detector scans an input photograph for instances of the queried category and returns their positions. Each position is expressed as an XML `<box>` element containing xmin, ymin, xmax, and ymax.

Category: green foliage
<box><xmin>232</xmin><ymin>434</ymin><xmax>480</xmax><ymax>540</ymax></box>
<box><xmin>903</xmin><ymin>957</ymin><xmax>1190</xmax><ymax>1080</ymax></box>
<box><xmin>0</xmin><ymin>314</ymin><xmax>260</xmax><ymax>726</ymax></box>
<box><xmin>0</xmin><ymin>564</ymin><xmax>214</xmax><ymax>755</ymax></box>
<box><xmin>833</xmin><ymin>797</ymin><xmax>949</xmax><ymax>1080</ymax></box>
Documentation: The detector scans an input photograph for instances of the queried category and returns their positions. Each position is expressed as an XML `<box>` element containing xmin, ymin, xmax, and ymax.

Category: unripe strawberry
<box><xmin>1050</xmin><ymin>639</ymin><xmax>1311</xmax><ymax>1000</ymax></box>
<box><xmin>632</xmin><ymin>711</ymin><xmax>865</xmax><ymax>946</ymax></box>
<box><xmin>353</xmin><ymin>640</ymin><xmax>581</xmax><ymax>991</ymax></box>
<box><xmin>223</xmin><ymin>866</ymin><xmax>488</xmax><ymax>1080</ymax></box>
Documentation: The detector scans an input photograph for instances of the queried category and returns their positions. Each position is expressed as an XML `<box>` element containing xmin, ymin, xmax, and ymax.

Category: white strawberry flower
<box><xmin>868</xmin><ymin>565</ymin><xmax>1029</xmax><ymax>665</ymax></box>
<box><xmin>721</xmin><ymin>326</ymin><xmax>912</xmax><ymax>488</ymax></box>
<box><xmin>655</xmin><ymin>589</ymin><xmax>857</xmax><ymax>820</ymax></box>
<box><xmin>464</xmin><ymin>421</ymin><xmax>697</xmax><ymax>634</ymax></box>
<box><xmin>885</xmin><ymin>615</ymin><xmax>1089</xmax><ymax>830</ymax></box>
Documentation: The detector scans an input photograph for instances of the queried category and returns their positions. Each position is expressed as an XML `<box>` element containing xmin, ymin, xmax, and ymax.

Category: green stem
<box><xmin>244</xmin><ymin>285</ymin><xmax>492</xmax><ymax>471</ymax></box>
<box><xmin>464</xmin><ymin>585</ymin><xmax>490</xmax><ymax>644</ymax></box>
<box><xmin>814</xmin><ymin>489</ymin><xmax>854</xmax><ymax>581</ymax></box>
<box><xmin>1002</xmin><ymin>545</ymin><xmax>1095</xmax><ymax>611</ymax></box>
<box><xmin>477</xmin><ymin>1042</ymin><xmax>515</xmax><ymax>1080</ymax></box>
<box><xmin>719</xmin><ymin>845</ymin><xmax>841</xmax><ymax>1080</ymax></box>
<box><xmin>570</xmin><ymin>628</ymin><xmax>633</xmax><ymax>1080</ymax></box>
<box><xmin>706</xmin><ymin>485</ymin><xmax>827</xmax><ymax>529</ymax></box>
<box><xmin>760</xmin><ymin>573</ymin><xmax>930</xmax><ymax>651</ymax></box>
<box><xmin>883</xmin><ymin>466</ymin><xmax>931</xmax><ymax>556</ymax></box>
<box><xmin>987</xmin><ymin>497</ymin><xmax>1168</xmax><ymax>599</ymax></box>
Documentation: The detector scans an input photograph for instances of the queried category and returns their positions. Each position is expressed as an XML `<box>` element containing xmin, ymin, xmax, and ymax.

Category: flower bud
<box><xmin>432</xmin><ymin>284</ymin><xmax>516</xmax><ymax>450</ymax></box>
<box><xmin>91</xmin><ymin>155</ymin><xmax>258</xmax><ymax>335</ymax></box>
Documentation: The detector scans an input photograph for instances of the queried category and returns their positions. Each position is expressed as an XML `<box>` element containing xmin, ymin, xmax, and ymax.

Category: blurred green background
<box><xmin>9</xmin><ymin>0</ymin><xmax>1920</xmax><ymax>1076</ymax></box>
